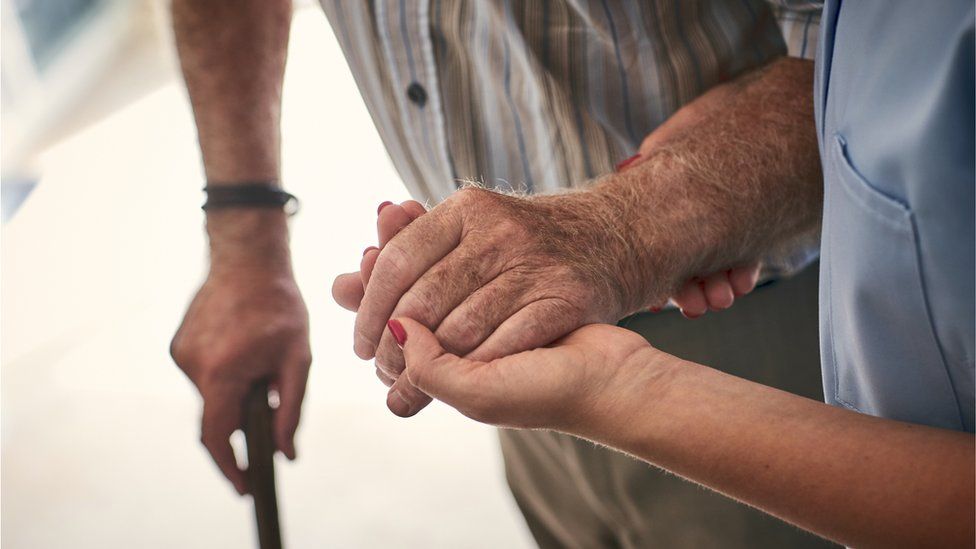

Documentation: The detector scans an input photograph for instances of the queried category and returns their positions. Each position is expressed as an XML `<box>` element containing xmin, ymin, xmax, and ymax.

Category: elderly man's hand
<box><xmin>333</xmin><ymin>197</ymin><xmax>760</xmax><ymax>417</ymax></box>
<box><xmin>171</xmin><ymin>216</ymin><xmax>311</xmax><ymax>495</ymax></box>
<box><xmin>340</xmin><ymin>188</ymin><xmax>638</xmax><ymax>417</ymax></box>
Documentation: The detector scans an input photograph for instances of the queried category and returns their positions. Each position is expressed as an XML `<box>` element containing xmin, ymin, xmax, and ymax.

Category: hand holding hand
<box><xmin>390</xmin><ymin>317</ymin><xmax>660</xmax><ymax>433</ymax></box>
<box><xmin>334</xmin><ymin>196</ymin><xmax>760</xmax><ymax>418</ymax></box>
<box><xmin>342</xmin><ymin>188</ymin><xmax>649</xmax><ymax>418</ymax></box>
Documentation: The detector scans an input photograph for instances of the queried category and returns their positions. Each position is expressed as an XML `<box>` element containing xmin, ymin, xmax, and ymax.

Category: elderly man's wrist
<box><xmin>206</xmin><ymin>208</ymin><xmax>293</xmax><ymax>273</ymax></box>
<box><xmin>584</xmin><ymin>180</ymin><xmax>681</xmax><ymax>314</ymax></box>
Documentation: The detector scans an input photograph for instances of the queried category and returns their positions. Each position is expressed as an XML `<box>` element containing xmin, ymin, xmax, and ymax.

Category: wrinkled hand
<box><xmin>392</xmin><ymin>317</ymin><xmax>658</xmax><ymax>432</ymax></box>
<box><xmin>171</xmin><ymin>270</ymin><xmax>311</xmax><ymax>495</ymax></box>
<box><xmin>333</xmin><ymin>198</ymin><xmax>760</xmax><ymax>417</ymax></box>
<box><xmin>338</xmin><ymin>188</ymin><xmax>642</xmax><ymax>418</ymax></box>
<box><xmin>332</xmin><ymin>200</ymin><xmax>428</xmax><ymax>390</ymax></box>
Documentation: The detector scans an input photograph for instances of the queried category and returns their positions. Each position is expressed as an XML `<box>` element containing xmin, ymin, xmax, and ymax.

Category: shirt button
<box><xmin>407</xmin><ymin>82</ymin><xmax>428</xmax><ymax>107</ymax></box>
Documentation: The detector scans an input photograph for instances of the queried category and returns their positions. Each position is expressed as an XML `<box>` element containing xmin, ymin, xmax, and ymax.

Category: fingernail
<box><xmin>387</xmin><ymin>319</ymin><xmax>407</xmax><ymax>347</ymax></box>
<box><xmin>377</xmin><ymin>201</ymin><xmax>393</xmax><ymax>215</ymax></box>
<box><xmin>363</xmin><ymin>246</ymin><xmax>378</xmax><ymax>256</ymax></box>
<box><xmin>681</xmin><ymin>309</ymin><xmax>702</xmax><ymax>320</ymax></box>
<box><xmin>649</xmin><ymin>306</ymin><xmax>661</xmax><ymax>313</ymax></box>
<box><xmin>615</xmin><ymin>153</ymin><xmax>641</xmax><ymax>172</ymax></box>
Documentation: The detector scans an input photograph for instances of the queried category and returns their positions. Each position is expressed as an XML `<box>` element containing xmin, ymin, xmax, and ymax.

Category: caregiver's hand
<box><xmin>353</xmin><ymin>187</ymin><xmax>644</xmax><ymax>418</ymax></box>
<box><xmin>391</xmin><ymin>317</ymin><xmax>657</xmax><ymax>431</ymax></box>
<box><xmin>333</xmin><ymin>198</ymin><xmax>760</xmax><ymax>417</ymax></box>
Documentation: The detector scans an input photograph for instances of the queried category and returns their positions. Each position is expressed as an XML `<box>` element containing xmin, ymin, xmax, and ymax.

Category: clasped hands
<box><xmin>332</xmin><ymin>187</ymin><xmax>760</xmax><ymax>427</ymax></box>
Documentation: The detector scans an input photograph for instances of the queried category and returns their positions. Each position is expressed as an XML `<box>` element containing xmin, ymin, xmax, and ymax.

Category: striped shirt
<box><xmin>319</xmin><ymin>0</ymin><xmax>821</xmax><ymax>271</ymax></box>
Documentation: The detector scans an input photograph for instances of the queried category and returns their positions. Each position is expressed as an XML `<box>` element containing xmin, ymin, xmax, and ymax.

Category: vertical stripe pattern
<box><xmin>320</xmin><ymin>0</ymin><xmax>821</xmax><ymax>204</ymax></box>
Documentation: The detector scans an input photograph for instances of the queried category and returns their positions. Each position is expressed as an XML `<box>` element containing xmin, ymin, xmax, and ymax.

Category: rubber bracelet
<box><xmin>202</xmin><ymin>183</ymin><xmax>300</xmax><ymax>216</ymax></box>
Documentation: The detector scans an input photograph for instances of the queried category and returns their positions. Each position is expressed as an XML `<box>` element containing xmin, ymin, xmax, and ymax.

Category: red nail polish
<box><xmin>387</xmin><ymin>319</ymin><xmax>407</xmax><ymax>347</ymax></box>
<box><xmin>649</xmin><ymin>306</ymin><xmax>661</xmax><ymax>313</ymax></box>
<box><xmin>377</xmin><ymin>201</ymin><xmax>393</xmax><ymax>215</ymax></box>
<box><xmin>363</xmin><ymin>246</ymin><xmax>378</xmax><ymax>256</ymax></box>
<box><xmin>615</xmin><ymin>153</ymin><xmax>641</xmax><ymax>172</ymax></box>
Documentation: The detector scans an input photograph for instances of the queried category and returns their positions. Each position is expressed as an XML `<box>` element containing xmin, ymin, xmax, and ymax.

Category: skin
<box><xmin>169</xmin><ymin>0</ymin><xmax>308</xmax><ymax>495</ymax></box>
<box><xmin>349</xmin><ymin>57</ymin><xmax>820</xmax><ymax>418</ymax></box>
<box><xmin>170</xmin><ymin>0</ymin><xmax>757</xmax><ymax>493</ymax></box>
<box><xmin>381</xmin><ymin>54</ymin><xmax>974</xmax><ymax>547</ymax></box>
<box><xmin>334</xmin><ymin>203</ymin><xmax>759</xmax><ymax>389</ymax></box>
<box><xmin>393</xmin><ymin>317</ymin><xmax>976</xmax><ymax>548</ymax></box>
<box><xmin>168</xmin><ymin>0</ymin><xmax>797</xmax><ymax>495</ymax></box>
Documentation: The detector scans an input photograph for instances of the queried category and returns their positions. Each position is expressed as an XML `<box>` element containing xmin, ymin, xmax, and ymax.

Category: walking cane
<box><xmin>244</xmin><ymin>381</ymin><xmax>283</xmax><ymax>549</ymax></box>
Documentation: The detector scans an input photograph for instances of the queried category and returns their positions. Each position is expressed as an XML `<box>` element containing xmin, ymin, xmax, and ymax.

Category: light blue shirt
<box><xmin>816</xmin><ymin>1</ymin><xmax>975</xmax><ymax>432</ymax></box>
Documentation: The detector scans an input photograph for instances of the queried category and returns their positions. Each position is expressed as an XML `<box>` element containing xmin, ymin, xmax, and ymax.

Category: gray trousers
<box><xmin>499</xmin><ymin>265</ymin><xmax>838</xmax><ymax>548</ymax></box>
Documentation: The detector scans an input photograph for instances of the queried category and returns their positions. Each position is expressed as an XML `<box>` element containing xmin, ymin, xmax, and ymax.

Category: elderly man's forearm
<box><xmin>590</xmin><ymin>58</ymin><xmax>823</xmax><ymax>310</ymax></box>
<box><xmin>172</xmin><ymin>0</ymin><xmax>293</xmax><ymax>264</ymax></box>
<box><xmin>172</xmin><ymin>0</ymin><xmax>291</xmax><ymax>184</ymax></box>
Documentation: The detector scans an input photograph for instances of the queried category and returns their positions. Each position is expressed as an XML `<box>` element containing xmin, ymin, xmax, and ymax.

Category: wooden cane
<box><xmin>243</xmin><ymin>381</ymin><xmax>283</xmax><ymax>549</ymax></box>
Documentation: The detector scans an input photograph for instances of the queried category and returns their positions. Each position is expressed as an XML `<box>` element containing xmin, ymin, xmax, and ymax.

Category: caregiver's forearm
<box><xmin>579</xmin><ymin>352</ymin><xmax>975</xmax><ymax>548</ymax></box>
<box><xmin>578</xmin><ymin>57</ymin><xmax>824</xmax><ymax>311</ymax></box>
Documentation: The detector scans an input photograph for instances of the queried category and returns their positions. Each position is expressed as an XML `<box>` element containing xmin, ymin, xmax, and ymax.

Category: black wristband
<box><xmin>202</xmin><ymin>183</ymin><xmax>300</xmax><ymax>215</ymax></box>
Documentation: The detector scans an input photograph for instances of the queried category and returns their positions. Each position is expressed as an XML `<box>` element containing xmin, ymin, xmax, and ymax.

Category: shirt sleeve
<box><xmin>767</xmin><ymin>1</ymin><xmax>823</xmax><ymax>60</ymax></box>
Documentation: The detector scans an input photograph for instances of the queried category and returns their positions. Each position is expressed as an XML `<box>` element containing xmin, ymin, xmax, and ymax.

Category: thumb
<box><xmin>388</xmin><ymin>318</ymin><xmax>482</xmax><ymax>407</ymax></box>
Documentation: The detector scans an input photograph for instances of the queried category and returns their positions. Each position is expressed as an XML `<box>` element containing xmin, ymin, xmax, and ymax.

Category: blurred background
<box><xmin>1</xmin><ymin>1</ymin><xmax>534</xmax><ymax>546</ymax></box>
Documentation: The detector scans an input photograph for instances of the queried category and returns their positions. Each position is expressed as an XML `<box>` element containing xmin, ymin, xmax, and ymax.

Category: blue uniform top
<box><xmin>816</xmin><ymin>1</ymin><xmax>975</xmax><ymax>432</ymax></box>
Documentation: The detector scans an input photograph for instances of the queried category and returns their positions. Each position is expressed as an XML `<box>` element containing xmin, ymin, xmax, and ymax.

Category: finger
<box><xmin>400</xmin><ymin>200</ymin><xmax>427</xmax><ymax>220</ymax></box>
<box><xmin>375</xmin><ymin>367</ymin><xmax>395</xmax><ymax>387</ymax></box>
<box><xmin>729</xmin><ymin>263</ymin><xmax>761</xmax><ymax>297</ymax></box>
<box><xmin>272</xmin><ymin>346</ymin><xmax>311</xmax><ymax>460</ymax></box>
<box><xmin>333</xmin><ymin>272</ymin><xmax>365</xmax><ymax>311</ymax></box>
<box><xmin>434</xmin><ymin>270</ymin><xmax>534</xmax><ymax>355</ymax></box>
<box><xmin>372</xmin><ymin>243</ymin><xmax>504</xmax><ymax>376</ymax></box>
<box><xmin>201</xmin><ymin>393</ymin><xmax>247</xmax><ymax>495</ymax></box>
<box><xmin>671</xmin><ymin>279</ymin><xmax>708</xmax><ymax>319</ymax></box>
<box><xmin>703</xmin><ymin>271</ymin><xmax>735</xmax><ymax>311</ymax></box>
<box><xmin>355</xmin><ymin>209</ymin><xmax>462</xmax><ymax>359</ymax></box>
<box><xmin>386</xmin><ymin>375</ymin><xmax>434</xmax><ymax>417</ymax></box>
<box><xmin>466</xmin><ymin>297</ymin><xmax>586</xmax><ymax>362</ymax></box>
<box><xmin>378</xmin><ymin>203</ymin><xmax>413</xmax><ymax>247</ymax></box>
<box><xmin>396</xmin><ymin>318</ymin><xmax>484</xmax><ymax>408</ymax></box>
<box><xmin>360</xmin><ymin>246</ymin><xmax>380</xmax><ymax>289</ymax></box>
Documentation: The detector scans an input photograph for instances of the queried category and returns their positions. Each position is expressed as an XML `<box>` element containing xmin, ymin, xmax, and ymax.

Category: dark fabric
<box><xmin>499</xmin><ymin>264</ymin><xmax>838</xmax><ymax>549</ymax></box>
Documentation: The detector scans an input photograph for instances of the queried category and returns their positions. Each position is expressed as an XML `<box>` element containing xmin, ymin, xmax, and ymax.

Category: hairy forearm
<box><xmin>172</xmin><ymin>0</ymin><xmax>293</xmax><ymax>267</ymax></box>
<box><xmin>579</xmin><ymin>352</ymin><xmax>975</xmax><ymax>548</ymax></box>
<box><xmin>172</xmin><ymin>0</ymin><xmax>291</xmax><ymax>183</ymax></box>
<box><xmin>591</xmin><ymin>57</ymin><xmax>823</xmax><ymax>311</ymax></box>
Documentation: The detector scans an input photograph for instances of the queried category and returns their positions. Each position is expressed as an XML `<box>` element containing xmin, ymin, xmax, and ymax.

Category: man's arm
<box><xmin>589</xmin><ymin>56</ymin><xmax>823</xmax><ymax>312</ymax></box>
<box><xmin>170</xmin><ymin>0</ymin><xmax>311</xmax><ymax>495</ymax></box>
<box><xmin>354</xmin><ymin>57</ymin><xmax>821</xmax><ymax>417</ymax></box>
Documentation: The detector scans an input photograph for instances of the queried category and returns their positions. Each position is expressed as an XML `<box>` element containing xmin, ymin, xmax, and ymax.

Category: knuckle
<box><xmin>404</xmin><ymin>366</ymin><xmax>423</xmax><ymax>390</ymax></box>
<box><xmin>396</xmin><ymin>290</ymin><xmax>440</xmax><ymax>327</ymax></box>
<box><xmin>438</xmin><ymin>316</ymin><xmax>486</xmax><ymax>356</ymax></box>
<box><xmin>375</xmin><ymin>357</ymin><xmax>401</xmax><ymax>378</ymax></box>
<box><xmin>199</xmin><ymin>430</ymin><xmax>219</xmax><ymax>450</ymax></box>
<box><xmin>454</xmin><ymin>185</ymin><xmax>489</xmax><ymax>204</ymax></box>
<box><xmin>169</xmin><ymin>335</ymin><xmax>182</xmax><ymax>362</ymax></box>
<box><xmin>373</xmin><ymin>244</ymin><xmax>412</xmax><ymax>290</ymax></box>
